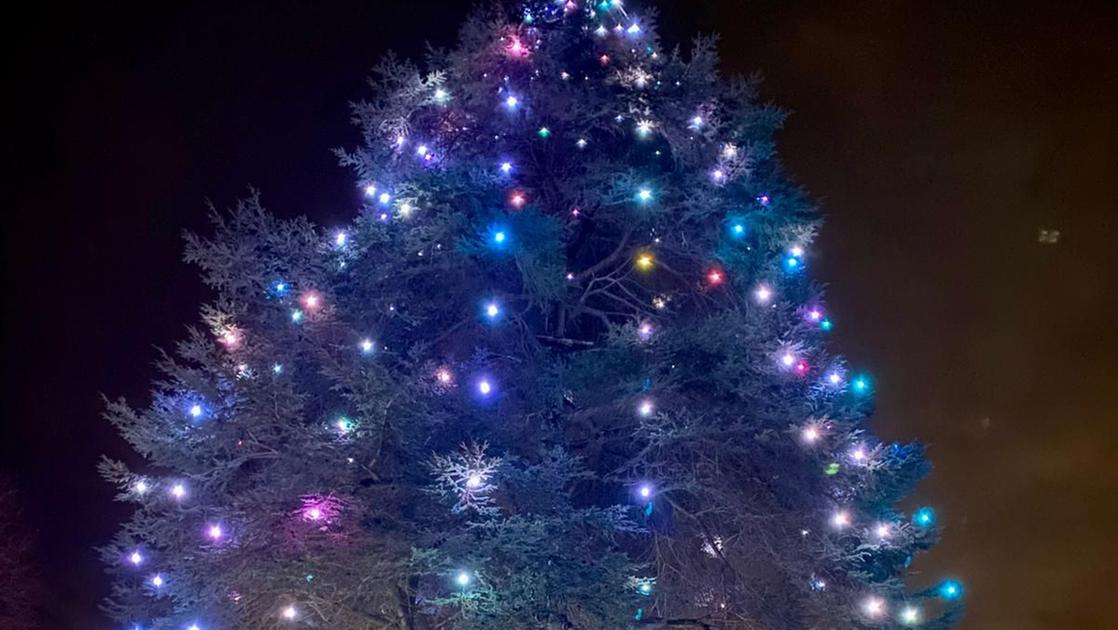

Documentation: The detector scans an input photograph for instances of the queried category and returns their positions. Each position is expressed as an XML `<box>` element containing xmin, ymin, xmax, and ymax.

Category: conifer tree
<box><xmin>101</xmin><ymin>2</ymin><xmax>962</xmax><ymax>628</ymax></box>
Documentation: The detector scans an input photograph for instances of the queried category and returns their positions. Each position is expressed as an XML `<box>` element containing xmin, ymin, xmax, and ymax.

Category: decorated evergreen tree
<box><xmin>100</xmin><ymin>2</ymin><xmax>962</xmax><ymax>628</ymax></box>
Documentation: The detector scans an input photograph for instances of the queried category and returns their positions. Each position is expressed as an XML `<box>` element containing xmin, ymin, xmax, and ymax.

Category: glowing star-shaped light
<box><xmin>913</xmin><ymin>506</ymin><xmax>936</xmax><ymax>527</ymax></box>
<box><xmin>499</xmin><ymin>161</ymin><xmax>512</xmax><ymax>174</ymax></box>
<box><xmin>507</xmin><ymin>37</ymin><xmax>527</xmax><ymax>57</ymax></box>
<box><xmin>690</xmin><ymin>115</ymin><xmax>703</xmax><ymax>128</ymax></box>
<box><xmin>170</xmin><ymin>483</ymin><xmax>187</xmax><ymax>500</ymax></box>
<box><xmin>801</xmin><ymin>426</ymin><xmax>821</xmax><ymax>444</ymax></box>
<box><xmin>334</xmin><ymin>231</ymin><xmax>347</xmax><ymax>247</ymax></box>
<box><xmin>711</xmin><ymin>168</ymin><xmax>726</xmax><ymax>183</ymax></box>
<box><xmin>595</xmin><ymin>25</ymin><xmax>608</xmax><ymax>37</ymax></box>
<box><xmin>272</xmin><ymin>363</ymin><xmax>283</xmax><ymax>375</ymax></box>
<box><xmin>363</xmin><ymin>184</ymin><xmax>377</xmax><ymax>197</ymax></box>
<box><xmin>207</xmin><ymin>525</ymin><xmax>223</xmax><ymax>541</ymax></box>
<box><xmin>636</xmin><ymin>188</ymin><xmax>653</xmax><ymax>203</ymax></box>
<box><xmin>436</xmin><ymin>368</ymin><xmax>453</xmax><ymax>384</ymax></box>
<box><xmin>635</xmin><ymin>120</ymin><xmax>654</xmax><ymax>137</ymax></box>
<box><xmin>378</xmin><ymin>192</ymin><xmax>391</xmax><ymax>205</ymax></box>
<box><xmin>128</xmin><ymin>551</ymin><xmax>143</xmax><ymax>566</ymax></box>
<box><xmin>505</xmin><ymin>95</ymin><xmax>519</xmax><ymax>109</ymax></box>
<box><xmin>134</xmin><ymin>480</ymin><xmax>149</xmax><ymax>495</ymax></box>
<box><xmin>850</xmin><ymin>447</ymin><xmax>867</xmax><ymax>462</ymax></box>
<box><xmin>360</xmin><ymin>338</ymin><xmax>374</xmax><ymax>354</ymax></box>
<box><xmin>493</xmin><ymin>231</ymin><xmax>506</xmax><ymax>244</ymax></box>
<box><xmin>831</xmin><ymin>510</ymin><xmax>851</xmax><ymax>528</ymax></box>
<box><xmin>638</xmin><ymin>484</ymin><xmax>653</xmax><ymax>499</ymax></box>
<box><xmin>862</xmin><ymin>596</ymin><xmax>886</xmax><ymax>618</ymax></box>
<box><xmin>754</xmin><ymin>285</ymin><xmax>773</xmax><ymax>304</ymax></box>
<box><xmin>151</xmin><ymin>574</ymin><xmax>164</xmax><ymax>587</ymax></box>
<box><xmin>790</xmin><ymin>245</ymin><xmax>804</xmax><ymax>257</ymax></box>
<box><xmin>637</xmin><ymin>400</ymin><xmax>654</xmax><ymax>416</ymax></box>
<box><xmin>188</xmin><ymin>624</ymin><xmax>201</xmax><ymax>630</ymax></box>
<box><xmin>477</xmin><ymin>379</ymin><xmax>493</xmax><ymax>396</ymax></box>
<box><xmin>305</xmin><ymin>507</ymin><xmax>322</xmax><ymax>521</ymax></box>
<box><xmin>282</xmin><ymin>605</ymin><xmax>297</xmax><ymax>620</ymax></box>
<box><xmin>900</xmin><ymin>605</ymin><xmax>921</xmax><ymax>625</ymax></box>
<box><xmin>638</xmin><ymin>582</ymin><xmax>652</xmax><ymax>594</ymax></box>
<box><xmin>576</xmin><ymin>138</ymin><xmax>588</xmax><ymax>149</ymax></box>
<box><xmin>301</xmin><ymin>293</ymin><xmax>321</xmax><ymax>310</ymax></box>
<box><xmin>509</xmin><ymin>192</ymin><xmax>526</xmax><ymax>208</ymax></box>
<box><xmin>781</xmin><ymin>353</ymin><xmax>796</xmax><ymax>368</ymax></box>
<box><xmin>485</xmin><ymin>302</ymin><xmax>501</xmax><ymax>319</ymax></box>
<box><xmin>336</xmin><ymin>417</ymin><xmax>354</xmax><ymax>434</ymax></box>
<box><xmin>626</xmin><ymin>22</ymin><xmax>641</xmax><ymax>34</ymax></box>
<box><xmin>635</xmin><ymin>252</ymin><xmax>654</xmax><ymax>270</ymax></box>
<box><xmin>706</xmin><ymin>269</ymin><xmax>724</xmax><ymax>285</ymax></box>
<box><xmin>466</xmin><ymin>474</ymin><xmax>483</xmax><ymax>489</ymax></box>
<box><xmin>828</xmin><ymin>371</ymin><xmax>843</xmax><ymax>385</ymax></box>
<box><xmin>433</xmin><ymin>88</ymin><xmax>449</xmax><ymax>103</ymax></box>
<box><xmin>808</xmin><ymin>309</ymin><xmax>823</xmax><ymax>322</ymax></box>
<box><xmin>455</xmin><ymin>571</ymin><xmax>471</xmax><ymax>587</ymax></box>
<box><xmin>189</xmin><ymin>404</ymin><xmax>203</xmax><ymax>418</ymax></box>
<box><xmin>638</xmin><ymin>322</ymin><xmax>654</xmax><ymax>340</ymax></box>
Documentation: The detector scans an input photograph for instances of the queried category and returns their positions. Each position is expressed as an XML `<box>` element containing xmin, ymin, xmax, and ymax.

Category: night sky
<box><xmin>5</xmin><ymin>1</ymin><xmax>1116</xmax><ymax>627</ymax></box>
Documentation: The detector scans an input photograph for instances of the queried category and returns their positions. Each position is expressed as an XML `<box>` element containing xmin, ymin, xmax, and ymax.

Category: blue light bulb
<box><xmin>494</xmin><ymin>231</ymin><xmax>506</xmax><ymax>244</ymax></box>
<box><xmin>485</xmin><ymin>302</ymin><xmax>500</xmax><ymax>319</ymax></box>
<box><xmin>938</xmin><ymin>579</ymin><xmax>963</xmax><ymax>600</ymax></box>
<box><xmin>913</xmin><ymin>506</ymin><xmax>936</xmax><ymax>527</ymax></box>
<box><xmin>820</xmin><ymin>319</ymin><xmax>834</xmax><ymax>331</ymax></box>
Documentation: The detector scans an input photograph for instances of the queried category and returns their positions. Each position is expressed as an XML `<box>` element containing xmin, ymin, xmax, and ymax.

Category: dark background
<box><xmin>5</xmin><ymin>1</ymin><xmax>1116</xmax><ymax>627</ymax></box>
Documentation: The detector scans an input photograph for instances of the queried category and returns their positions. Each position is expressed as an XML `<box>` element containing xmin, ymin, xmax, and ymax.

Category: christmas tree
<box><xmin>100</xmin><ymin>2</ymin><xmax>962</xmax><ymax>628</ymax></box>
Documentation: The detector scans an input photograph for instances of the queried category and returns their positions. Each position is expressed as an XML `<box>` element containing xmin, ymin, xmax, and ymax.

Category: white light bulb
<box><xmin>638</xmin><ymin>188</ymin><xmax>652</xmax><ymax>201</ymax></box>
<box><xmin>335</xmin><ymin>231</ymin><xmax>347</xmax><ymax>246</ymax></box>
<box><xmin>207</xmin><ymin>525</ymin><xmax>223</xmax><ymax>540</ymax></box>
<box><xmin>364</xmin><ymin>184</ymin><xmax>377</xmax><ymax>196</ymax></box>
<box><xmin>832</xmin><ymin>511</ymin><xmax>851</xmax><ymax>528</ymax></box>
<box><xmin>900</xmin><ymin>605</ymin><xmax>920</xmax><ymax>624</ymax></box>
<box><xmin>378</xmin><ymin>192</ymin><xmax>391</xmax><ymax>204</ymax></box>
<box><xmin>134</xmin><ymin>480</ymin><xmax>149</xmax><ymax>495</ymax></box>
<box><xmin>171</xmin><ymin>483</ymin><xmax>186</xmax><ymax>499</ymax></box>
<box><xmin>875</xmin><ymin>523</ymin><xmax>891</xmax><ymax>539</ymax></box>
<box><xmin>151</xmin><ymin>574</ymin><xmax>164</xmax><ymax>587</ymax></box>
<box><xmin>638</xmin><ymin>400</ymin><xmax>654</xmax><ymax>416</ymax></box>
<box><xmin>500</xmin><ymin>161</ymin><xmax>512</xmax><ymax>173</ymax></box>
<box><xmin>505</xmin><ymin>95</ymin><xmax>519</xmax><ymax>108</ymax></box>
<box><xmin>862</xmin><ymin>596</ymin><xmax>886</xmax><ymax>618</ymax></box>
<box><xmin>129</xmin><ymin>551</ymin><xmax>143</xmax><ymax>565</ymax></box>
<box><xmin>456</xmin><ymin>571</ymin><xmax>471</xmax><ymax>586</ymax></box>
<box><xmin>282</xmin><ymin>605</ymin><xmax>297</xmax><ymax>620</ymax></box>
<box><xmin>781</xmin><ymin>353</ymin><xmax>796</xmax><ymax>367</ymax></box>
<box><xmin>486</xmin><ymin>303</ymin><xmax>500</xmax><ymax>318</ymax></box>
<box><xmin>466</xmin><ymin>474</ymin><xmax>483</xmax><ymax>489</ymax></box>
<box><xmin>360</xmin><ymin>339</ymin><xmax>374</xmax><ymax>353</ymax></box>
<box><xmin>754</xmin><ymin>285</ymin><xmax>772</xmax><ymax>303</ymax></box>
<box><xmin>802</xmin><ymin>427</ymin><xmax>820</xmax><ymax>443</ymax></box>
<box><xmin>189</xmin><ymin>404</ymin><xmax>203</xmax><ymax>418</ymax></box>
<box><xmin>478</xmin><ymin>380</ymin><xmax>492</xmax><ymax>395</ymax></box>
<box><xmin>828</xmin><ymin>372</ymin><xmax>842</xmax><ymax>385</ymax></box>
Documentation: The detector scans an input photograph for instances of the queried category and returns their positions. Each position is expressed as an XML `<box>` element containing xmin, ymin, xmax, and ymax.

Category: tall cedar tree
<box><xmin>100</xmin><ymin>2</ymin><xmax>960</xmax><ymax>628</ymax></box>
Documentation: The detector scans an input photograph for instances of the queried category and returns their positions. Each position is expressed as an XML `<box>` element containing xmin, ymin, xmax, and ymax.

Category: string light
<box><xmin>484</xmin><ymin>301</ymin><xmax>501</xmax><ymax>319</ymax></box>
<box><xmin>456</xmin><ymin>571</ymin><xmax>472</xmax><ymax>587</ymax></box>
<box><xmin>477</xmin><ymin>379</ymin><xmax>493</xmax><ymax>396</ymax></box>
<box><xmin>301</xmin><ymin>292</ymin><xmax>321</xmax><ymax>311</ymax></box>
<box><xmin>638</xmin><ymin>321</ymin><xmax>654</xmax><ymax>341</ymax></box>
<box><xmin>305</xmin><ymin>507</ymin><xmax>322</xmax><ymax>521</ymax></box>
<box><xmin>334</xmin><ymin>231</ymin><xmax>347</xmax><ymax>247</ymax></box>
<box><xmin>466</xmin><ymin>474</ymin><xmax>483</xmax><ymax>489</ymax></box>
<box><xmin>706</xmin><ymin>268</ymin><xmax>724</xmax><ymax>285</ymax></box>
<box><xmin>690</xmin><ymin>115</ymin><xmax>703</xmax><ymax>128</ymax></box>
<box><xmin>801</xmin><ymin>426</ymin><xmax>821</xmax><ymax>444</ymax></box>
<box><xmin>272</xmin><ymin>363</ymin><xmax>284</xmax><ymax>375</ymax></box>
<box><xmin>635</xmin><ymin>120</ymin><xmax>654</xmax><ymax>137</ymax></box>
<box><xmin>938</xmin><ymin>579</ymin><xmax>963</xmax><ymax>600</ymax></box>
<box><xmin>360</xmin><ymin>338</ymin><xmax>374</xmax><ymax>354</ymax></box>
<box><xmin>128</xmin><ymin>550</ymin><xmax>144</xmax><ymax>566</ymax></box>
<box><xmin>509</xmin><ymin>191</ymin><xmax>526</xmax><ymax>208</ymax></box>
<box><xmin>134</xmin><ymin>480</ymin><xmax>149</xmax><ymax>495</ymax></box>
<box><xmin>436</xmin><ymin>367</ymin><xmax>454</xmax><ymax>385</ymax></box>
<box><xmin>170</xmin><ymin>483</ymin><xmax>187</xmax><ymax>500</ymax></box>
<box><xmin>433</xmin><ymin>88</ymin><xmax>449</xmax><ymax>103</ymax></box>
<box><xmin>151</xmin><ymin>574</ymin><xmax>164</xmax><ymax>588</ymax></box>
<box><xmin>336</xmin><ymin>417</ymin><xmax>354</xmax><ymax>434</ymax></box>
<box><xmin>831</xmin><ymin>510</ymin><xmax>851</xmax><ymax>528</ymax></box>
<box><xmin>754</xmin><ymin>284</ymin><xmax>773</xmax><ymax>303</ymax></box>
<box><xmin>874</xmin><ymin>523</ymin><xmax>891</xmax><ymax>539</ymax></box>
<box><xmin>576</xmin><ymin>138</ymin><xmax>588</xmax><ymax>149</ymax></box>
<box><xmin>505</xmin><ymin>95</ymin><xmax>519</xmax><ymax>109</ymax></box>
<box><xmin>189</xmin><ymin>404</ymin><xmax>203</xmax><ymax>419</ymax></box>
<box><xmin>363</xmin><ymin>184</ymin><xmax>377</xmax><ymax>197</ymax></box>
<box><xmin>206</xmin><ymin>524</ymin><xmax>223</xmax><ymax>541</ymax></box>
<box><xmin>913</xmin><ymin>506</ymin><xmax>936</xmax><ymax>527</ymax></box>
<box><xmin>635</xmin><ymin>252</ymin><xmax>654</xmax><ymax>270</ymax></box>
<box><xmin>862</xmin><ymin>596</ymin><xmax>886</xmax><ymax>618</ymax></box>
<box><xmin>900</xmin><ymin>605</ymin><xmax>921</xmax><ymax>625</ymax></box>
<box><xmin>378</xmin><ymin>192</ymin><xmax>391</xmax><ymax>205</ymax></box>
<box><xmin>638</xmin><ymin>484</ymin><xmax>653</xmax><ymax>499</ymax></box>
<box><xmin>637</xmin><ymin>399</ymin><xmax>654</xmax><ymax>416</ymax></box>
<box><xmin>282</xmin><ymin>605</ymin><xmax>297</xmax><ymax>621</ymax></box>
<box><xmin>636</xmin><ymin>188</ymin><xmax>653</xmax><ymax>203</ymax></box>
<box><xmin>499</xmin><ymin>161</ymin><xmax>513</xmax><ymax>174</ymax></box>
